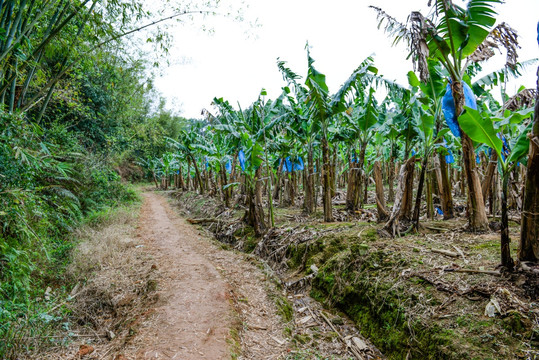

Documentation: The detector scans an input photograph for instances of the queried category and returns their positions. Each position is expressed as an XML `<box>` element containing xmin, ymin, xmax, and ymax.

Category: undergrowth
<box><xmin>0</xmin><ymin>113</ymin><xmax>139</xmax><ymax>358</ymax></box>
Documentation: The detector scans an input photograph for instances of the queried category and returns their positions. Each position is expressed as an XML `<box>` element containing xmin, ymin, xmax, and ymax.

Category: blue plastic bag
<box><xmin>293</xmin><ymin>157</ymin><xmax>304</xmax><ymax>171</ymax></box>
<box><xmin>238</xmin><ymin>149</ymin><xmax>246</xmax><ymax>171</ymax></box>
<box><xmin>225</xmin><ymin>159</ymin><xmax>232</xmax><ymax>174</ymax></box>
<box><xmin>442</xmin><ymin>82</ymin><xmax>477</xmax><ymax>138</ymax></box>
<box><xmin>436</xmin><ymin>207</ymin><xmax>444</xmax><ymax>216</ymax></box>
<box><xmin>282</xmin><ymin>157</ymin><xmax>304</xmax><ymax>172</ymax></box>
<box><xmin>445</xmin><ymin>150</ymin><xmax>454</xmax><ymax>164</ymax></box>
<box><xmin>442</xmin><ymin>139</ymin><xmax>455</xmax><ymax>164</ymax></box>
<box><xmin>284</xmin><ymin>157</ymin><xmax>293</xmax><ymax>172</ymax></box>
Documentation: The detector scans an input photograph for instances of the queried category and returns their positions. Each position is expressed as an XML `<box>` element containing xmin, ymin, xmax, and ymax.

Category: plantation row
<box><xmin>143</xmin><ymin>1</ymin><xmax>539</xmax><ymax>272</ymax></box>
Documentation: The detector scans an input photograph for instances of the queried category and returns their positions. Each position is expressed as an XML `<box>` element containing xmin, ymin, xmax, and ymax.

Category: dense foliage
<box><xmin>0</xmin><ymin>0</ymin><xmax>203</xmax><ymax>356</ymax></box>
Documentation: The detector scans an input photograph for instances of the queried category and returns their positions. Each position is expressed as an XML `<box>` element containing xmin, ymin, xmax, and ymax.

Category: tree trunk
<box><xmin>519</xmin><ymin>66</ymin><xmax>539</xmax><ymax>262</ymax></box>
<box><xmin>273</xmin><ymin>158</ymin><xmax>283</xmax><ymax>201</ymax></box>
<box><xmin>452</xmin><ymin>80</ymin><xmax>488</xmax><ymax>231</ymax></box>
<box><xmin>346</xmin><ymin>159</ymin><xmax>360</xmax><ymax>211</ymax></box>
<box><xmin>304</xmin><ymin>146</ymin><xmax>315</xmax><ymax>214</ymax></box>
<box><xmin>388</xmin><ymin>160</ymin><xmax>395</xmax><ymax>203</ymax></box>
<box><xmin>382</xmin><ymin>156</ymin><xmax>416</xmax><ymax>237</ymax></box>
<box><xmin>243</xmin><ymin>167</ymin><xmax>266</xmax><ymax>237</ymax></box>
<box><xmin>412</xmin><ymin>156</ymin><xmax>428</xmax><ymax>230</ymax></box>
<box><xmin>331</xmin><ymin>145</ymin><xmax>337</xmax><ymax>198</ymax></box>
<box><xmin>438</xmin><ymin>153</ymin><xmax>454</xmax><ymax>219</ymax></box>
<box><xmin>426</xmin><ymin>171</ymin><xmax>434</xmax><ymax>219</ymax></box>
<box><xmin>221</xmin><ymin>167</ymin><xmax>230</xmax><ymax>207</ymax></box>
<box><xmin>346</xmin><ymin>145</ymin><xmax>366</xmax><ymax>211</ymax></box>
<box><xmin>482</xmin><ymin>151</ymin><xmax>498</xmax><ymax>206</ymax></box>
<box><xmin>186</xmin><ymin>161</ymin><xmax>191</xmax><ymax>190</ymax></box>
<box><xmin>315</xmin><ymin>157</ymin><xmax>321</xmax><ymax>212</ymax></box>
<box><xmin>190</xmin><ymin>154</ymin><xmax>204</xmax><ymax>195</ymax></box>
<box><xmin>322</xmin><ymin>137</ymin><xmax>334</xmax><ymax>222</ymax></box>
<box><xmin>501</xmin><ymin>175</ymin><xmax>514</xmax><ymax>269</ymax></box>
<box><xmin>179</xmin><ymin>167</ymin><xmax>185</xmax><ymax>190</ymax></box>
<box><xmin>374</xmin><ymin>161</ymin><xmax>388</xmax><ymax>221</ymax></box>
<box><xmin>399</xmin><ymin>157</ymin><xmax>415</xmax><ymax>221</ymax></box>
<box><xmin>288</xmin><ymin>170</ymin><xmax>296</xmax><ymax>206</ymax></box>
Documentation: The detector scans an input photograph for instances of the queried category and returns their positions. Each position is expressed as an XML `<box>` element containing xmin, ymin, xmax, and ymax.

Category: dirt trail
<box><xmin>123</xmin><ymin>192</ymin><xmax>288</xmax><ymax>359</ymax></box>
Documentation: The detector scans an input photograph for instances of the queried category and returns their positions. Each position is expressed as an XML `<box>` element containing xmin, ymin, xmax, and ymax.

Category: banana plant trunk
<box><xmin>273</xmin><ymin>158</ymin><xmax>284</xmax><ymax>201</ymax></box>
<box><xmin>346</xmin><ymin>144</ymin><xmax>365</xmax><ymax>211</ymax></box>
<box><xmin>519</xmin><ymin>66</ymin><xmax>539</xmax><ymax>262</ymax></box>
<box><xmin>152</xmin><ymin>171</ymin><xmax>159</xmax><ymax>189</ymax></box>
<box><xmin>331</xmin><ymin>145</ymin><xmax>337</xmax><ymax>198</ymax></box>
<box><xmin>412</xmin><ymin>155</ymin><xmax>428</xmax><ymax>230</ymax></box>
<box><xmin>190</xmin><ymin>154</ymin><xmax>204</xmax><ymax>195</ymax></box>
<box><xmin>322</xmin><ymin>137</ymin><xmax>334</xmax><ymax>222</ymax></box>
<box><xmin>452</xmin><ymin>80</ymin><xmax>488</xmax><ymax>231</ymax></box>
<box><xmin>304</xmin><ymin>145</ymin><xmax>315</xmax><ymax>214</ymax></box>
<box><xmin>220</xmin><ymin>167</ymin><xmax>230</xmax><ymax>208</ymax></box>
<box><xmin>345</xmin><ymin>159</ymin><xmax>360</xmax><ymax>211</ymax></box>
<box><xmin>388</xmin><ymin>155</ymin><xmax>396</xmax><ymax>202</ymax></box>
<box><xmin>501</xmin><ymin>174</ymin><xmax>514</xmax><ymax>269</ymax></box>
<box><xmin>243</xmin><ymin>167</ymin><xmax>266</xmax><ymax>237</ymax></box>
<box><xmin>438</xmin><ymin>153</ymin><xmax>454</xmax><ymax>219</ymax></box>
<box><xmin>287</xmin><ymin>170</ymin><xmax>296</xmax><ymax>206</ymax></box>
<box><xmin>482</xmin><ymin>152</ymin><xmax>498</xmax><ymax>205</ymax></box>
<box><xmin>399</xmin><ymin>157</ymin><xmax>415</xmax><ymax>221</ymax></box>
<box><xmin>374</xmin><ymin>161</ymin><xmax>388</xmax><ymax>221</ymax></box>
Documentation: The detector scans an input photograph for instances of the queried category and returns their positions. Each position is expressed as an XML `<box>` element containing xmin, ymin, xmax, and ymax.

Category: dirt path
<box><xmin>123</xmin><ymin>192</ymin><xmax>289</xmax><ymax>359</ymax></box>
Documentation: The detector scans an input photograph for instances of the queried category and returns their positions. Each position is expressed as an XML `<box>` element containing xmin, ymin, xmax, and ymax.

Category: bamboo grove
<box><xmin>143</xmin><ymin>0</ymin><xmax>539</xmax><ymax>271</ymax></box>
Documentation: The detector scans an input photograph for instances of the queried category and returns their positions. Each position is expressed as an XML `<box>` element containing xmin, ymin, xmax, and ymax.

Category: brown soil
<box><xmin>120</xmin><ymin>192</ymin><xmax>232</xmax><ymax>359</ymax></box>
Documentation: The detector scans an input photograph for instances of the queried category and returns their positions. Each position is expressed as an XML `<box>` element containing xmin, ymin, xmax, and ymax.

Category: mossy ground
<box><xmin>173</xmin><ymin>191</ymin><xmax>539</xmax><ymax>360</ymax></box>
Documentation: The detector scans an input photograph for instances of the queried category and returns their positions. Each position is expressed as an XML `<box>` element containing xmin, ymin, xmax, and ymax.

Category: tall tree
<box><xmin>372</xmin><ymin>0</ymin><xmax>512</xmax><ymax>231</ymax></box>
<box><xmin>304</xmin><ymin>47</ymin><xmax>377</xmax><ymax>221</ymax></box>
<box><xmin>519</xmin><ymin>63</ymin><xmax>539</xmax><ymax>262</ymax></box>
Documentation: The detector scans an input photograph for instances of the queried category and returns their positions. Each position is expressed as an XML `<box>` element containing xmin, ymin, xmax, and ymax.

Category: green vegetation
<box><xmin>0</xmin><ymin>0</ymin><xmax>212</xmax><ymax>357</ymax></box>
<box><xmin>2</xmin><ymin>0</ymin><xmax>539</xmax><ymax>358</ymax></box>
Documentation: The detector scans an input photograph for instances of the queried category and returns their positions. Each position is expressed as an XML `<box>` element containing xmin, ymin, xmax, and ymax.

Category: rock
<box><xmin>78</xmin><ymin>344</ymin><xmax>94</xmax><ymax>357</ymax></box>
<box><xmin>44</xmin><ymin>287</ymin><xmax>52</xmax><ymax>301</ymax></box>
<box><xmin>485</xmin><ymin>298</ymin><xmax>501</xmax><ymax>318</ymax></box>
<box><xmin>352</xmin><ymin>336</ymin><xmax>369</xmax><ymax>350</ymax></box>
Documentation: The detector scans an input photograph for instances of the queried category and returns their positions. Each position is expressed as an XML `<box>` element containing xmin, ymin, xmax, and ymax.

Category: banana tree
<box><xmin>159</xmin><ymin>152</ymin><xmax>177</xmax><ymax>190</ymax></box>
<box><xmin>277</xmin><ymin>59</ymin><xmax>318</xmax><ymax>214</ymax></box>
<box><xmin>460</xmin><ymin>106</ymin><xmax>534</xmax><ymax>269</ymax></box>
<box><xmin>342</xmin><ymin>86</ymin><xmax>379</xmax><ymax>211</ymax></box>
<box><xmin>304</xmin><ymin>47</ymin><xmax>378</xmax><ymax>222</ymax></box>
<box><xmin>168</xmin><ymin>126</ymin><xmax>205</xmax><ymax>194</ymax></box>
<box><xmin>214</xmin><ymin>91</ymin><xmax>286</xmax><ymax>235</ymax></box>
<box><xmin>373</xmin><ymin>0</ymin><xmax>514</xmax><ymax>231</ymax></box>
<box><xmin>411</xmin><ymin>96</ymin><xmax>452</xmax><ymax>230</ymax></box>
<box><xmin>520</xmin><ymin>65</ymin><xmax>539</xmax><ymax>263</ymax></box>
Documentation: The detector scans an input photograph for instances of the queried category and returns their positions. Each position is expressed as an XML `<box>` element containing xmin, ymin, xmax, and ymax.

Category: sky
<box><xmin>152</xmin><ymin>0</ymin><xmax>539</xmax><ymax>119</ymax></box>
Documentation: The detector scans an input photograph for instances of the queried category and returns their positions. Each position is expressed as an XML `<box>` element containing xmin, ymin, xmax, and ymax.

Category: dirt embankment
<box><xmin>173</xmin><ymin>190</ymin><xmax>539</xmax><ymax>360</ymax></box>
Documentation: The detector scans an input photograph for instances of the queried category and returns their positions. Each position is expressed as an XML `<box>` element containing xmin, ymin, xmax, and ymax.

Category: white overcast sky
<box><xmin>153</xmin><ymin>0</ymin><xmax>539</xmax><ymax>119</ymax></box>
